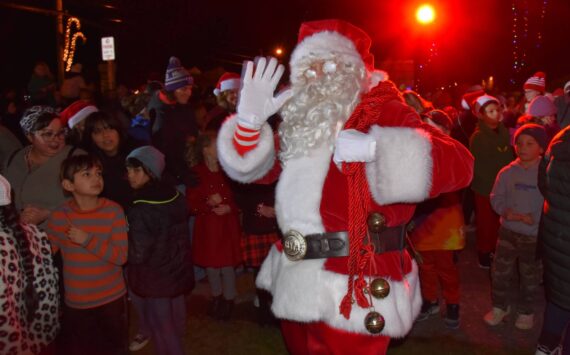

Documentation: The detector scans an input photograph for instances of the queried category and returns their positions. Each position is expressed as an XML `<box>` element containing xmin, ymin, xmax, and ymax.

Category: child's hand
<box><xmin>257</xmin><ymin>204</ymin><xmax>276</xmax><ymax>218</ymax></box>
<box><xmin>207</xmin><ymin>193</ymin><xmax>223</xmax><ymax>207</ymax></box>
<box><xmin>520</xmin><ymin>214</ymin><xmax>534</xmax><ymax>225</ymax></box>
<box><xmin>20</xmin><ymin>206</ymin><xmax>50</xmax><ymax>225</ymax></box>
<box><xmin>504</xmin><ymin>209</ymin><xmax>521</xmax><ymax>221</ymax></box>
<box><xmin>212</xmin><ymin>204</ymin><xmax>231</xmax><ymax>216</ymax></box>
<box><xmin>67</xmin><ymin>226</ymin><xmax>89</xmax><ymax>245</ymax></box>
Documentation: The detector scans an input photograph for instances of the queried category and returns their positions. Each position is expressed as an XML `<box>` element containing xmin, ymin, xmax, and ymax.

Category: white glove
<box><xmin>237</xmin><ymin>57</ymin><xmax>293</xmax><ymax>130</ymax></box>
<box><xmin>333</xmin><ymin>129</ymin><xmax>377</xmax><ymax>164</ymax></box>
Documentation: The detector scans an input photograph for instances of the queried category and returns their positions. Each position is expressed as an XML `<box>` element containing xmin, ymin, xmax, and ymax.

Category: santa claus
<box><xmin>218</xmin><ymin>20</ymin><xmax>473</xmax><ymax>354</ymax></box>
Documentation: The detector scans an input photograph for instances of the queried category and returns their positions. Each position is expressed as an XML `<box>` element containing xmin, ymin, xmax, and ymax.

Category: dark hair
<box><xmin>421</xmin><ymin>109</ymin><xmax>453</xmax><ymax>132</ymax></box>
<box><xmin>82</xmin><ymin>111</ymin><xmax>127</xmax><ymax>153</ymax></box>
<box><xmin>402</xmin><ymin>90</ymin><xmax>433</xmax><ymax>115</ymax></box>
<box><xmin>60</xmin><ymin>154</ymin><xmax>103</xmax><ymax>183</ymax></box>
<box><xmin>126</xmin><ymin>157</ymin><xmax>157</xmax><ymax>182</ymax></box>
<box><xmin>0</xmin><ymin>202</ymin><xmax>39</xmax><ymax>323</ymax></box>
<box><xmin>29</xmin><ymin>112</ymin><xmax>59</xmax><ymax>134</ymax></box>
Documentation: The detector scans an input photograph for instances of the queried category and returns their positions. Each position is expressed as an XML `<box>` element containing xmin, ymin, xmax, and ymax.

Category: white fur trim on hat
<box><xmin>290</xmin><ymin>31</ymin><xmax>366</xmax><ymax>82</ymax></box>
<box><xmin>214</xmin><ymin>78</ymin><xmax>241</xmax><ymax>97</ymax></box>
<box><xmin>473</xmin><ymin>94</ymin><xmax>499</xmax><ymax>114</ymax></box>
<box><xmin>68</xmin><ymin>105</ymin><xmax>98</xmax><ymax>128</ymax></box>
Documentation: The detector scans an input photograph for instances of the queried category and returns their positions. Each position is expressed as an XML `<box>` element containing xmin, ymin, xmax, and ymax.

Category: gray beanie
<box><xmin>127</xmin><ymin>146</ymin><xmax>165</xmax><ymax>179</ymax></box>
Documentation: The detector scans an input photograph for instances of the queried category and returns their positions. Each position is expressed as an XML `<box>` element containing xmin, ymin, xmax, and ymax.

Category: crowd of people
<box><xmin>0</xmin><ymin>21</ymin><xmax>569</xmax><ymax>355</ymax></box>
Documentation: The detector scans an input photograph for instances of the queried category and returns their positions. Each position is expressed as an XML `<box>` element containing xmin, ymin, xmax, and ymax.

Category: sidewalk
<box><xmin>132</xmin><ymin>230</ymin><xmax>543</xmax><ymax>354</ymax></box>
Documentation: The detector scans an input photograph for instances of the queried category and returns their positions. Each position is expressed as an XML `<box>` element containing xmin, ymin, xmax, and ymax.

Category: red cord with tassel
<box><xmin>338</xmin><ymin>81</ymin><xmax>404</xmax><ymax>320</ymax></box>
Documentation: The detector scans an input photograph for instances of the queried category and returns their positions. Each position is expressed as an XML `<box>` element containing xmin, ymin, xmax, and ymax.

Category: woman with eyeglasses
<box><xmin>2</xmin><ymin>106</ymin><xmax>86</xmax><ymax>228</ymax></box>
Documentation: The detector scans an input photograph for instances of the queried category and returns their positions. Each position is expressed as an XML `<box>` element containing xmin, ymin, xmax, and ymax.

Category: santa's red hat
<box><xmin>60</xmin><ymin>100</ymin><xmax>98</xmax><ymax>129</ymax></box>
<box><xmin>473</xmin><ymin>94</ymin><xmax>500</xmax><ymax>114</ymax></box>
<box><xmin>291</xmin><ymin>19</ymin><xmax>375</xmax><ymax>78</ymax></box>
<box><xmin>213</xmin><ymin>72</ymin><xmax>240</xmax><ymax>97</ymax></box>
<box><xmin>524</xmin><ymin>72</ymin><xmax>546</xmax><ymax>93</ymax></box>
<box><xmin>461</xmin><ymin>86</ymin><xmax>485</xmax><ymax>110</ymax></box>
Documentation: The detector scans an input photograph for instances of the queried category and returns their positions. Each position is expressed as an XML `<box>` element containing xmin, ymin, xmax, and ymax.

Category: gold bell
<box><xmin>370</xmin><ymin>278</ymin><xmax>390</xmax><ymax>299</ymax></box>
<box><xmin>367</xmin><ymin>212</ymin><xmax>386</xmax><ymax>233</ymax></box>
<box><xmin>364</xmin><ymin>311</ymin><xmax>385</xmax><ymax>334</ymax></box>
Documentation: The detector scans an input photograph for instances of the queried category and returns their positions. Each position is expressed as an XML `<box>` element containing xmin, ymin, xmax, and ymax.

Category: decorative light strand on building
<box><xmin>536</xmin><ymin>0</ymin><xmax>549</xmax><ymax>48</ymax></box>
<box><xmin>415</xmin><ymin>41</ymin><xmax>438</xmax><ymax>91</ymax></box>
<box><xmin>62</xmin><ymin>17</ymin><xmax>86</xmax><ymax>72</ymax></box>
<box><xmin>521</xmin><ymin>0</ymin><xmax>529</xmax><ymax>69</ymax></box>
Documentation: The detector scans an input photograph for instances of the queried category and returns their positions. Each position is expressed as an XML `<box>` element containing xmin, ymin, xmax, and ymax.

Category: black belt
<box><xmin>283</xmin><ymin>226</ymin><xmax>406</xmax><ymax>261</ymax></box>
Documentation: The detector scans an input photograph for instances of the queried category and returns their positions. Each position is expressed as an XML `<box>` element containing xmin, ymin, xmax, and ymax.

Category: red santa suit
<box><xmin>217</xmin><ymin>20</ymin><xmax>473</xmax><ymax>354</ymax></box>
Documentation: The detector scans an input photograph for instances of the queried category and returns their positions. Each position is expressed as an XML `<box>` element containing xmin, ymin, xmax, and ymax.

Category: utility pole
<box><xmin>56</xmin><ymin>0</ymin><xmax>64</xmax><ymax>85</ymax></box>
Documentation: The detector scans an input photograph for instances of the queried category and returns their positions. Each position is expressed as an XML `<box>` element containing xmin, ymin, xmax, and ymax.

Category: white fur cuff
<box><xmin>217</xmin><ymin>115</ymin><xmax>276</xmax><ymax>183</ymax></box>
<box><xmin>365</xmin><ymin>125</ymin><xmax>432</xmax><ymax>205</ymax></box>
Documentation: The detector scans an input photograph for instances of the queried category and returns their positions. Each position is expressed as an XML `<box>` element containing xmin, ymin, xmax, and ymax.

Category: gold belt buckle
<box><xmin>283</xmin><ymin>230</ymin><xmax>307</xmax><ymax>261</ymax></box>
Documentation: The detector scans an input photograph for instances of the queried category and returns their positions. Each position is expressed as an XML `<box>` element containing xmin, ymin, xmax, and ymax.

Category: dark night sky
<box><xmin>1</xmin><ymin>0</ymin><xmax>569</xmax><ymax>93</ymax></box>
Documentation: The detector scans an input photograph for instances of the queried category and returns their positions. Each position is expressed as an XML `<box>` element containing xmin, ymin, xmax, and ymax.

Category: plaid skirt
<box><xmin>241</xmin><ymin>232</ymin><xmax>280</xmax><ymax>267</ymax></box>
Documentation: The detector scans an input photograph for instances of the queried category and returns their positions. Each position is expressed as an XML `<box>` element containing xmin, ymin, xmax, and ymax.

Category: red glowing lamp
<box><xmin>416</xmin><ymin>4</ymin><xmax>436</xmax><ymax>25</ymax></box>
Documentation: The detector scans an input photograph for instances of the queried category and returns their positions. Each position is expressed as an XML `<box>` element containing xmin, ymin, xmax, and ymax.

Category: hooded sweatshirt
<box><xmin>490</xmin><ymin>158</ymin><xmax>544</xmax><ymax>236</ymax></box>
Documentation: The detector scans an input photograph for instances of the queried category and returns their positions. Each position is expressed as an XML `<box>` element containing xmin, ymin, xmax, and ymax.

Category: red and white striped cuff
<box><xmin>233</xmin><ymin>123</ymin><xmax>260</xmax><ymax>156</ymax></box>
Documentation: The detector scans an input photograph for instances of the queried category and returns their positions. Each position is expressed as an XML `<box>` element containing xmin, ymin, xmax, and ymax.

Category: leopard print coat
<box><xmin>0</xmin><ymin>223</ymin><xmax>59</xmax><ymax>355</ymax></box>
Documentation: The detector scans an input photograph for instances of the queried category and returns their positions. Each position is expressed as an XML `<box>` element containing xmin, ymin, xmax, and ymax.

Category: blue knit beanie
<box><xmin>164</xmin><ymin>56</ymin><xmax>193</xmax><ymax>92</ymax></box>
<box><xmin>514</xmin><ymin>123</ymin><xmax>548</xmax><ymax>151</ymax></box>
<box><xmin>127</xmin><ymin>146</ymin><xmax>165</xmax><ymax>179</ymax></box>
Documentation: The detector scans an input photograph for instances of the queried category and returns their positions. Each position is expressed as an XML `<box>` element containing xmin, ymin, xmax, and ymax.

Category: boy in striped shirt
<box><xmin>46</xmin><ymin>154</ymin><xmax>128</xmax><ymax>355</ymax></box>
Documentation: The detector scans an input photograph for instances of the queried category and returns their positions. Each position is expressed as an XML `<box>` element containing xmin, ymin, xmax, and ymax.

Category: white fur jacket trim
<box><xmin>366</xmin><ymin>125</ymin><xmax>432</xmax><ymax>205</ymax></box>
<box><xmin>217</xmin><ymin>115</ymin><xmax>275</xmax><ymax>183</ymax></box>
<box><xmin>257</xmin><ymin>246</ymin><xmax>421</xmax><ymax>338</ymax></box>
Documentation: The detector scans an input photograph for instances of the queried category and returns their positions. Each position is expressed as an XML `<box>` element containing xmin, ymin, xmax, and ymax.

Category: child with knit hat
<box><xmin>527</xmin><ymin>96</ymin><xmax>561</xmax><ymax>142</ymax></box>
<box><xmin>484</xmin><ymin>124</ymin><xmax>547</xmax><ymax>330</ymax></box>
<box><xmin>152</xmin><ymin>57</ymin><xmax>199</xmax><ymax>187</ymax></box>
<box><xmin>523</xmin><ymin>72</ymin><xmax>546</xmax><ymax>113</ymax></box>
<box><xmin>469</xmin><ymin>95</ymin><xmax>514</xmax><ymax>268</ymax></box>
<box><xmin>125</xmin><ymin>145</ymin><xmax>194</xmax><ymax>354</ymax></box>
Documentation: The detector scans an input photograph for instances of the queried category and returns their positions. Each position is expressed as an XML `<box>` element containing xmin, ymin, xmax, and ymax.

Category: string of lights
<box><xmin>536</xmin><ymin>0</ymin><xmax>548</xmax><ymax>48</ymax></box>
<box><xmin>62</xmin><ymin>17</ymin><xmax>86</xmax><ymax>72</ymax></box>
<box><xmin>415</xmin><ymin>41</ymin><xmax>438</xmax><ymax>91</ymax></box>
<box><xmin>511</xmin><ymin>0</ymin><xmax>549</xmax><ymax>85</ymax></box>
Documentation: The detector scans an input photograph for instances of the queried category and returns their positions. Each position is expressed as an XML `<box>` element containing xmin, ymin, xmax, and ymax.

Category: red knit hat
<box><xmin>291</xmin><ymin>19</ymin><xmax>374</xmax><ymax>73</ymax></box>
<box><xmin>524</xmin><ymin>72</ymin><xmax>546</xmax><ymax>93</ymax></box>
<box><xmin>60</xmin><ymin>100</ymin><xmax>98</xmax><ymax>129</ymax></box>
<box><xmin>213</xmin><ymin>72</ymin><xmax>240</xmax><ymax>97</ymax></box>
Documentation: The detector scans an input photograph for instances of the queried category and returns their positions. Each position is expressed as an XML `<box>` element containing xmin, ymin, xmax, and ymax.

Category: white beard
<box><xmin>278</xmin><ymin>60</ymin><xmax>366</xmax><ymax>163</ymax></box>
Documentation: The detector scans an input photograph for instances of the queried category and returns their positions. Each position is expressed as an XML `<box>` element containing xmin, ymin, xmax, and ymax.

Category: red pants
<box><xmin>418</xmin><ymin>250</ymin><xmax>460</xmax><ymax>304</ymax></box>
<box><xmin>474</xmin><ymin>192</ymin><xmax>500</xmax><ymax>253</ymax></box>
<box><xmin>280</xmin><ymin>320</ymin><xmax>390</xmax><ymax>355</ymax></box>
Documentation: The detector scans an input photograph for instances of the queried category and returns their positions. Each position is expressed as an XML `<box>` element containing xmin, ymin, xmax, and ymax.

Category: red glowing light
<box><xmin>416</xmin><ymin>4</ymin><xmax>436</xmax><ymax>25</ymax></box>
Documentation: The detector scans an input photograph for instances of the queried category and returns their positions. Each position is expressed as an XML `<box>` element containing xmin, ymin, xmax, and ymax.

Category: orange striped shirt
<box><xmin>46</xmin><ymin>198</ymin><xmax>128</xmax><ymax>309</ymax></box>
